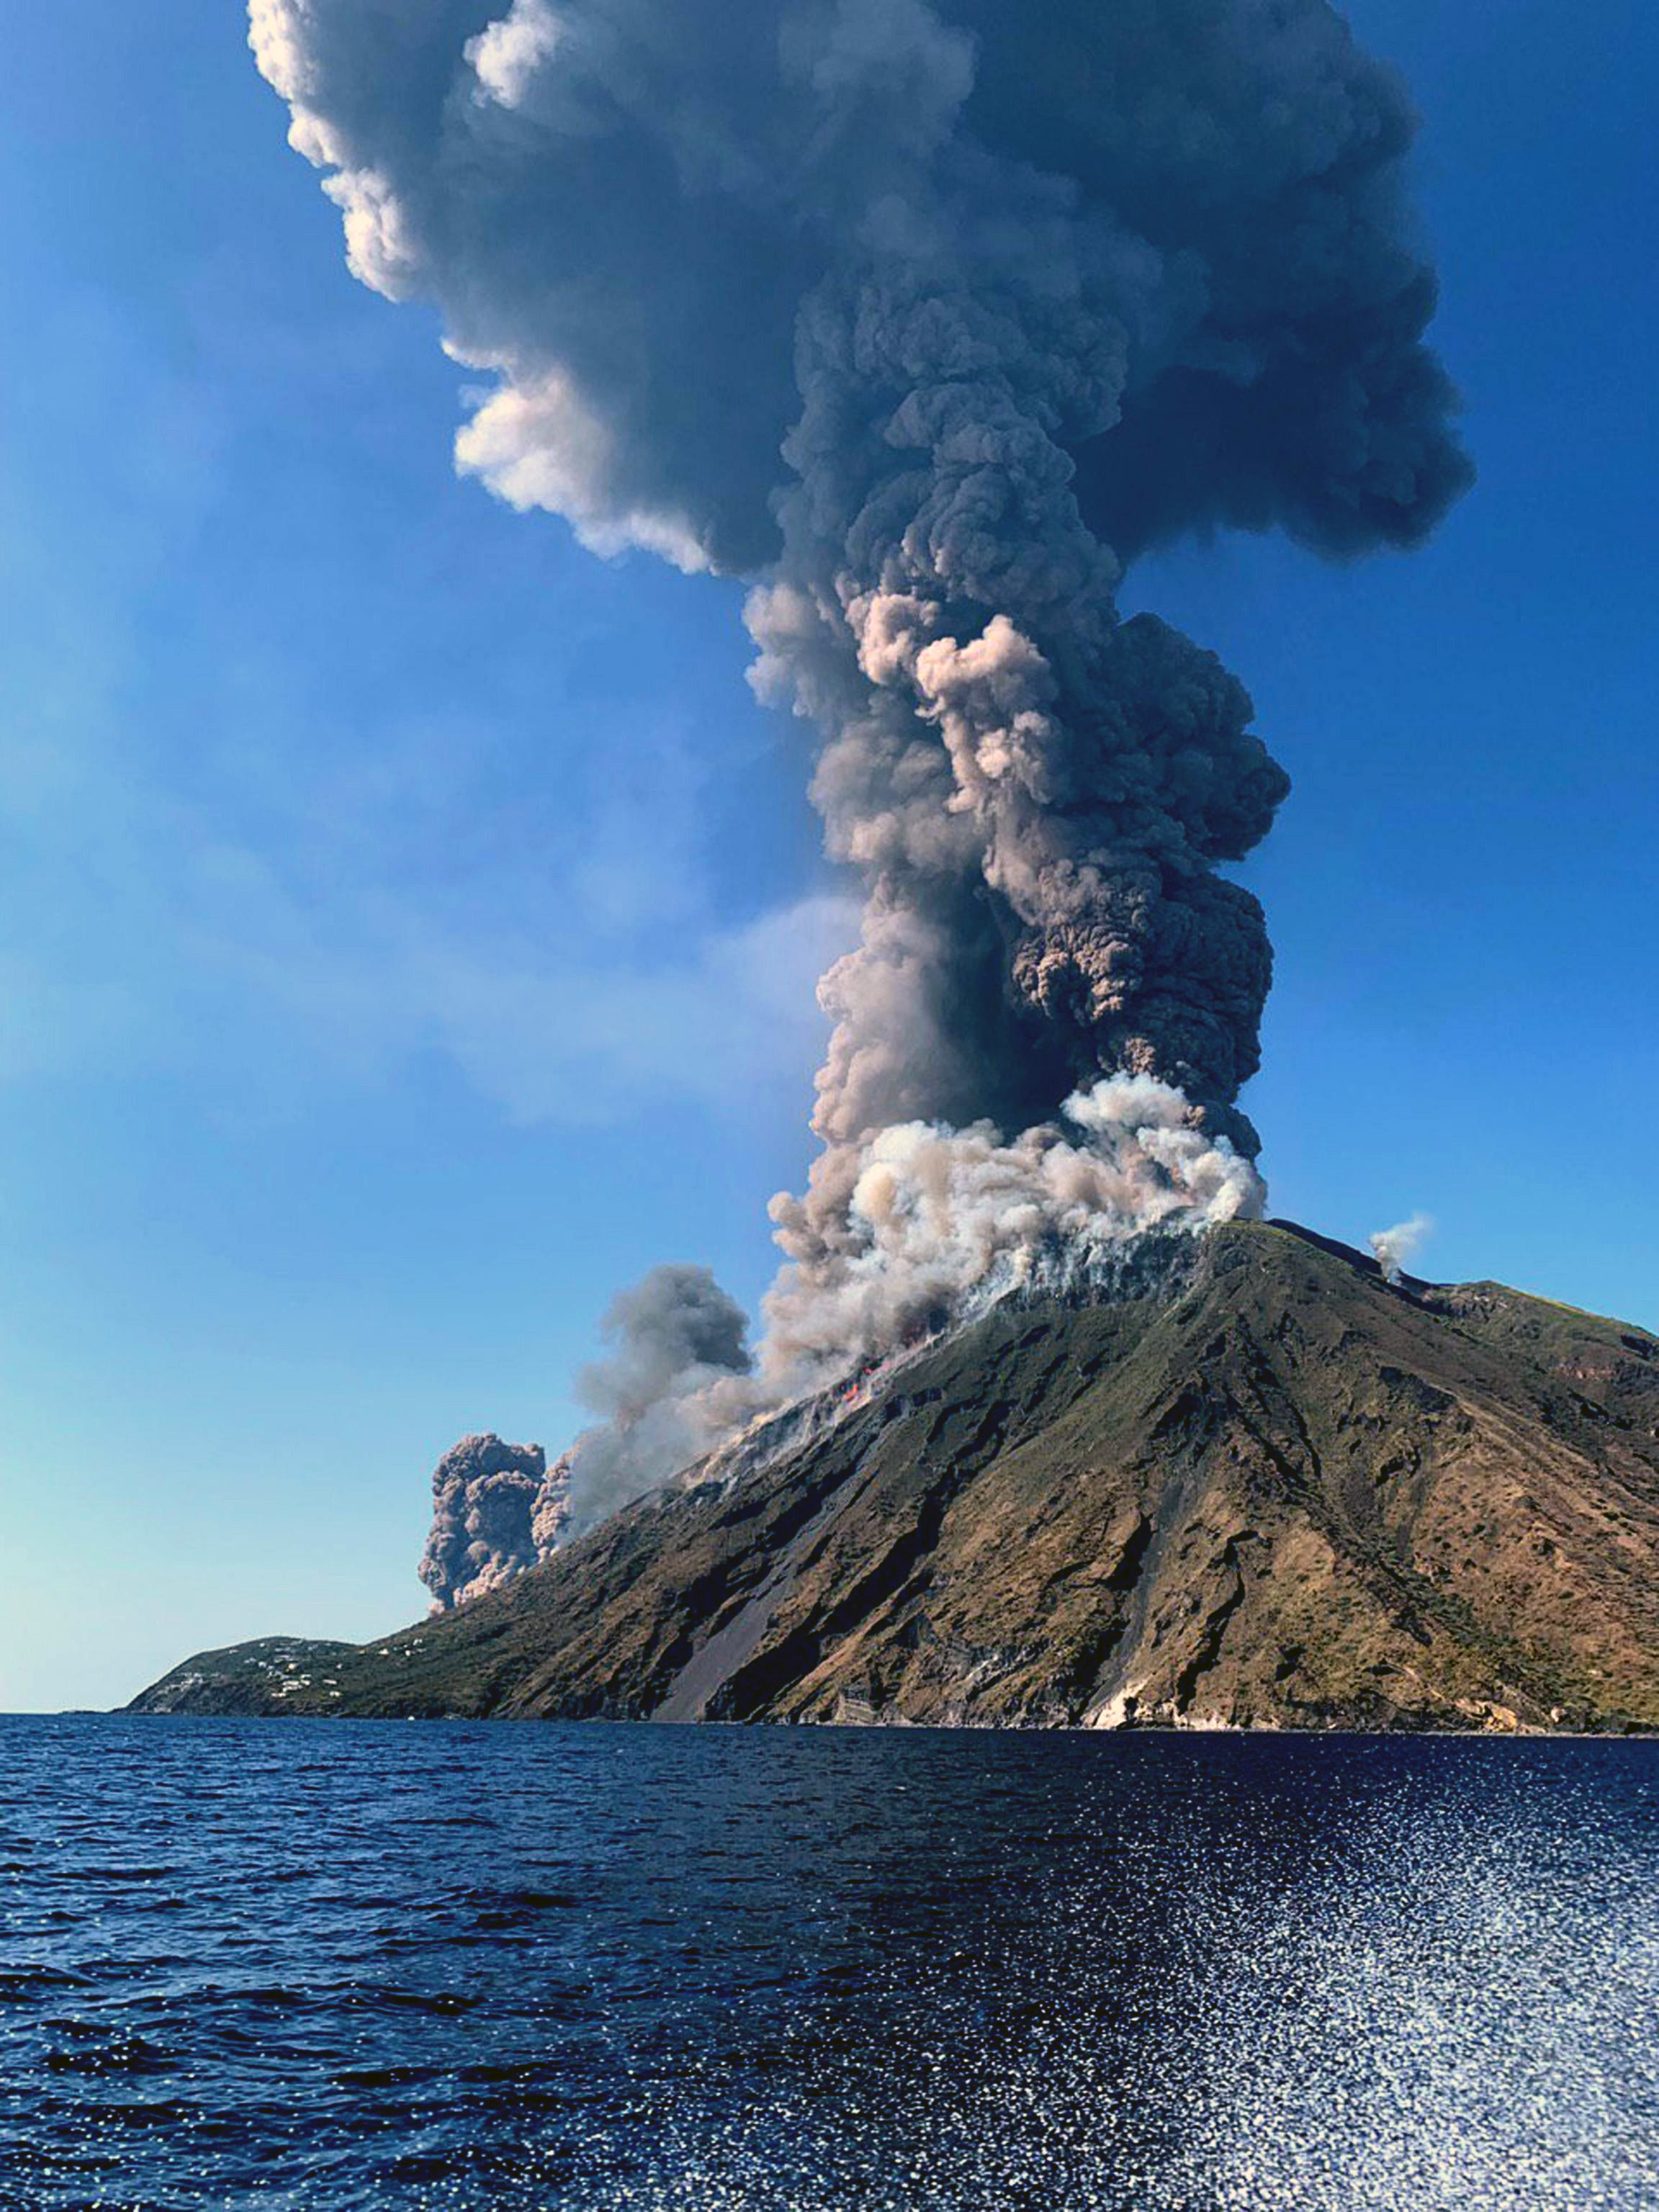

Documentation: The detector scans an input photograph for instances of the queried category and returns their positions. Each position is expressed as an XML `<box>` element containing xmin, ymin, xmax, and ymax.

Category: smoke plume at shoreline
<box><xmin>251</xmin><ymin>0</ymin><xmax>1468</xmax><ymax>1533</ymax></box>
<box><xmin>419</xmin><ymin>1433</ymin><xmax>558</xmax><ymax>1611</ymax></box>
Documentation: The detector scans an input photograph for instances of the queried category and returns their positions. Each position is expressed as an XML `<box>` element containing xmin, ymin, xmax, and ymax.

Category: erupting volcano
<box><xmin>125</xmin><ymin>7</ymin><xmax>1659</xmax><ymax>1735</ymax></box>
<box><xmin>248</xmin><ymin>0</ymin><xmax>1472</xmax><ymax>1567</ymax></box>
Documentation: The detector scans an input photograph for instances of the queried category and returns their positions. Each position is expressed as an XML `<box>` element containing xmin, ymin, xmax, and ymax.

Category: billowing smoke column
<box><xmin>419</xmin><ymin>1272</ymin><xmax>752</xmax><ymax>1602</ymax></box>
<box><xmin>253</xmin><ymin>0</ymin><xmax>1469</xmax><ymax>1502</ymax></box>
<box><xmin>419</xmin><ymin>1432</ymin><xmax>567</xmax><ymax>1611</ymax></box>
<box><xmin>562</xmin><ymin>1264</ymin><xmax>756</xmax><ymax>1531</ymax></box>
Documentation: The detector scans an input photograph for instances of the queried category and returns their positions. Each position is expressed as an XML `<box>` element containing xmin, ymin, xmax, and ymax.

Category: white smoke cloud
<box><xmin>453</xmin><ymin>362</ymin><xmax>714</xmax><ymax>571</ymax></box>
<box><xmin>762</xmin><ymin>1074</ymin><xmax>1262</xmax><ymax>1388</ymax></box>
<box><xmin>466</xmin><ymin>0</ymin><xmax>565</xmax><ymax>114</ymax></box>
<box><xmin>1370</xmin><ymin>1214</ymin><xmax>1434</xmax><ymax>1286</ymax></box>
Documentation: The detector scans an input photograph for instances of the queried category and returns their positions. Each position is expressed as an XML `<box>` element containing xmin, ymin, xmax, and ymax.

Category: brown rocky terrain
<box><xmin>128</xmin><ymin>1222</ymin><xmax>1659</xmax><ymax>1732</ymax></box>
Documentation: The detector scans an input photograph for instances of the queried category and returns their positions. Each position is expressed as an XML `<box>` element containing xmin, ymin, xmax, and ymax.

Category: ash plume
<box><xmin>419</xmin><ymin>1433</ymin><xmax>567</xmax><ymax>1611</ymax></box>
<box><xmin>253</xmin><ymin>0</ymin><xmax>1469</xmax><ymax>1514</ymax></box>
<box><xmin>1370</xmin><ymin>1213</ymin><xmax>1434</xmax><ymax>1286</ymax></box>
<box><xmin>562</xmin><ymin>1264</ymin><xmax>757</xmax><ymax>1532</ymax></box>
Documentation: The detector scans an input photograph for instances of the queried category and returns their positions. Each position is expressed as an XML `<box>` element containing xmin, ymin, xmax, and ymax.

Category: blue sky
<box><xmin>3</xmin><ymin>2</ymin><xmax>1655</xmax><ymax>1710</ymax></box>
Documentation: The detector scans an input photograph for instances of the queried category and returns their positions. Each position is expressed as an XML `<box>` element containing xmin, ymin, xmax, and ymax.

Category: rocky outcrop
<box><xmin>130</xmin><ymin>1224</ymin><xmax>1659</xmax><ymax>1732</ymax></box>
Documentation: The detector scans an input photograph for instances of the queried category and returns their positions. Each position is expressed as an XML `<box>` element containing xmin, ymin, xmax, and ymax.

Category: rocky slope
<box><xmin>127</xmin><ymin>1223</ymin><xmax>1659</xmax><ymax>1731</ymax></box>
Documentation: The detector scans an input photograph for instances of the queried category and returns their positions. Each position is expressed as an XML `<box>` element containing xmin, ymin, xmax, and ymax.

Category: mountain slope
<box><xmin>130</xmin><ymin>1637</ymin><xmax>362</xmax><ymax>1716</ymax></box>
<box><xmin>127</xmin><ymin>1223</ymin><xmax>1659</xmax><ymax>1732</ymax></box>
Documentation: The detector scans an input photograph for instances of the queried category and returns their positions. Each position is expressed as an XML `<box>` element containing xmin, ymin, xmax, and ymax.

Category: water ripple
<box><xmin>0</xmin><ymin>1717</ymin><xmax>1655</xmax><ymax>2208</ymax></box>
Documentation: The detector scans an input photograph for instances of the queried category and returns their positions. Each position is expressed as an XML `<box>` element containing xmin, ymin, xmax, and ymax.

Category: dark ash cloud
<box><xmin>255</xmin><ymin>0</ymin><xmax>1469</xmax><ymax>1515</ymax></box>
<box><xmin>418</xmin><ymin>1432</ymin><xmax>569</xmax><ymax>1610</ymax></box>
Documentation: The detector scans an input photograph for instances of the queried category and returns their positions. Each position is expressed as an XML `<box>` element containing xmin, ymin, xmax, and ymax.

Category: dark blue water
<box><xmin>4</xmin><ymin>1719</ymin><xmax>1658</xmax><ymax>2210</ymax></box>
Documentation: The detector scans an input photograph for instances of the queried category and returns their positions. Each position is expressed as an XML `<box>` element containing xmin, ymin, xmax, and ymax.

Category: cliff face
<box><xmin>128</xmin><ymin>1224</ymin><xmax>1659</xmax><ymax>1732</ymax></box>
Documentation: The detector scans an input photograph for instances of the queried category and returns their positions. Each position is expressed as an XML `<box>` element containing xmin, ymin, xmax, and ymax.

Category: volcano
<box><xmin>130</xmin><ymin>1223</ymin><xmax>1659</xmax><ymax>1732</ymax></box>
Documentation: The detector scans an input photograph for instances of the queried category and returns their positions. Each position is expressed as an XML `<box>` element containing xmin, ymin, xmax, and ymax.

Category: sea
<box><xmin>3</xmin><ymin>1717</ymin><xmax>1657</xmax><ymax>2211</ymax></box>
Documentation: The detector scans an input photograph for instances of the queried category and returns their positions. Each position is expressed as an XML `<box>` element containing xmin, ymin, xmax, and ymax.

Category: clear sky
<box><xmin>3</xmin><ymin>3</ymin><xmax>1655</xmax><ymax>1712</ymax></box>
